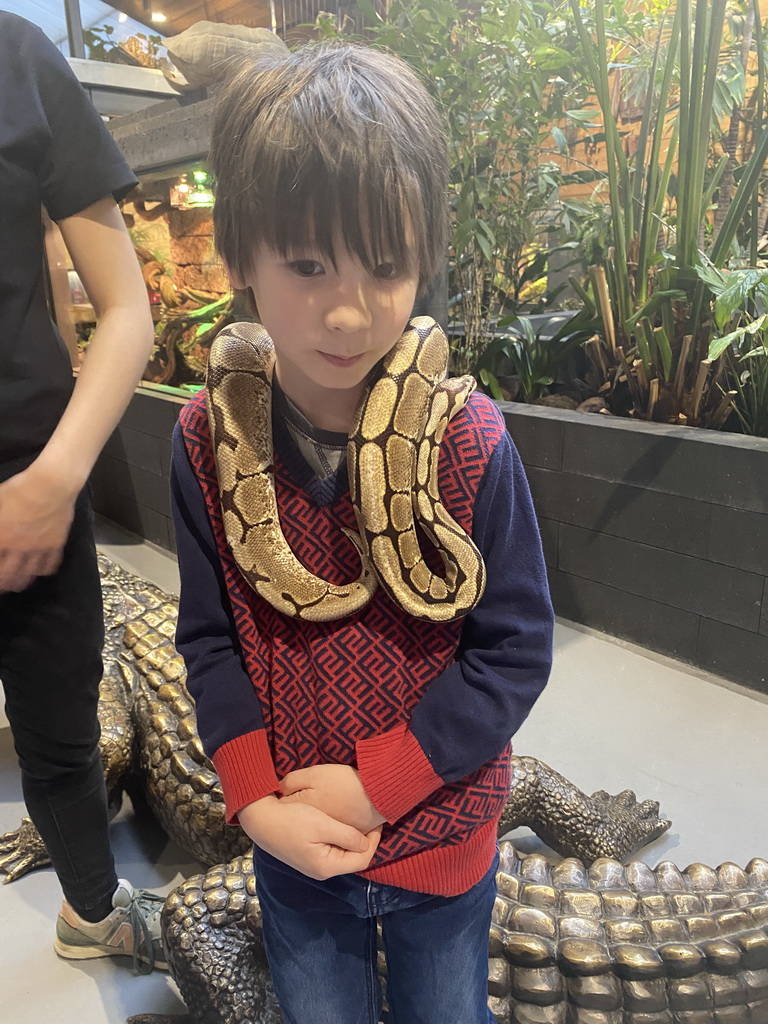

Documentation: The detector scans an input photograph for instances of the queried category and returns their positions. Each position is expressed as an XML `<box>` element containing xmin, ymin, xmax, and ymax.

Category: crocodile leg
<box><xmin>497</xmin><ymin>754</ymin><xmax>671</xmax><ymax>862</ymax></box>
<box><xmin>0</xmin><ymin>817</ymin><xmax>50</xmax><ymax>881</ymax></box>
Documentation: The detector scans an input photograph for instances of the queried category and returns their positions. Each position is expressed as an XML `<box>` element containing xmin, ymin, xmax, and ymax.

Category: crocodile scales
<box><xmin>3</xmin><ymin>556</ymin><xmax>764</xmax><ymax>1023</ymax></box>
<box><xmin>161</xmin><ymin>846</ymin><xmax>768</xmax><ymax>1024</ymax></box>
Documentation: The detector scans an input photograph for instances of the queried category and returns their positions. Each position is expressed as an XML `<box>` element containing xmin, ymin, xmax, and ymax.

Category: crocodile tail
<box><xmin>490</xmin><ymin>841</ymin><xmax>768</xmax><ymax>1023</ymax></box>
<box><xmin>163</xmin><ymin>854</ymin><xmax>283</xmax><ymax>1024</ymax></box>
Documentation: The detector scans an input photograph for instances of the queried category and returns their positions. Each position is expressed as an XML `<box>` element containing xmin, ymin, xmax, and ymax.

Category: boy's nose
<box><xmin>324</xmin><ymin>290</ymin><xmax>373</xmax><ymax>333</ymax></box>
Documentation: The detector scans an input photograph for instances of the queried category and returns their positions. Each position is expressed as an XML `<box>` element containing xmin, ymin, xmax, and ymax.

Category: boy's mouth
<box><xmin>318</xmin><ymin>352</ymin><xmax>364</xmax><ymax>368</ymax></box>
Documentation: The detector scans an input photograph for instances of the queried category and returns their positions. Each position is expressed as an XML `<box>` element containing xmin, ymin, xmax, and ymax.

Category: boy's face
<box><xmin>231</xmin><ymin>245</ymin><xmax>419</xmax><ymax>421</ymax></box>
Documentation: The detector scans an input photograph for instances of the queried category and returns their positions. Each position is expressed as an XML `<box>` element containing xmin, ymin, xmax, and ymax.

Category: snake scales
<box><xmin>205</xmin><ymin>315</ymin><xmax>487</xmax><ymax>621</ymax></box>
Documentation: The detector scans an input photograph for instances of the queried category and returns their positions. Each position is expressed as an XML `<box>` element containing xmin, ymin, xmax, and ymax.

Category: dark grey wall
<box><xmin>91</xmin><ymin>390</ymin><xmax>183</xmax><ymax>554</ymax></box>
<box><xmin>502</xmin><ymin>403</ymin><xmax>768</xmax><ymax>695</ymax></box>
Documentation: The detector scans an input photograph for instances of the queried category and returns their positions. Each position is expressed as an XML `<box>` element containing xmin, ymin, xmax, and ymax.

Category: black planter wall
<box><xmin>502</xmin><ymin>402</ymin><xmax>768</xmax><ymax>695</ymax></box>
<box><xmin>91</xmin><ymin>389</ymin><xmax>184</xmax><ymax>554</ymax></box>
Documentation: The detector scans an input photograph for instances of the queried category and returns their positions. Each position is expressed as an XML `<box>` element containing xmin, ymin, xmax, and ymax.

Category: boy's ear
<box><xmin>232</xmin><ymin>286</ymin><xmax>259</xmax><ymax>319</ymax></box>
<box><xmin>223</xmin><ymin>260</ymin><xmax>246</xmax><ymax>291</ymax></box>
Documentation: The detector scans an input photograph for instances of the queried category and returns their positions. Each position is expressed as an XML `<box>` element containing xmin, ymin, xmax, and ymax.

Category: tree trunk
<box><xmin>453</xmin><ymin>245</ymin><xmax>486</xmax><ymax>376</ymax></box>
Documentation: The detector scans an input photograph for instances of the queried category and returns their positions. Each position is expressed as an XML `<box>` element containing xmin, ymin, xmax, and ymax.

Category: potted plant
<box><xmin>490</xmin><ymin>0</ymin><xmax>768</xmax><ymax>691</ymax></box>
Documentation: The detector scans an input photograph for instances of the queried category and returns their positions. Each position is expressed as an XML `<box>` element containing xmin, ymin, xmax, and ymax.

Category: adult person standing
<box><xmin>0</xmin><ymin>12</ymin><xmax>165</xmax><ymax>972</ymax></box>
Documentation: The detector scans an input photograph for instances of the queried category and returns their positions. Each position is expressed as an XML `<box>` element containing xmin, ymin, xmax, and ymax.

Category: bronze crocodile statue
<box><xmin>160</xmin><ymin>844</ymin><xmax>768</xmax><ymax>1024</ymax></box>
<box><xmin>0</xmin><ymin>555</ymin><xmax>250</xmax><ymax>880</ymax></box>
<box><xmin>0</xmin><ymin>554</ymin><xmax>670</xmax><ymax>881</ymax></box>
<box><xmin>9</xmin><ymin>556</ymin><xmax>764</xmax><ymax>1023</ymax></box>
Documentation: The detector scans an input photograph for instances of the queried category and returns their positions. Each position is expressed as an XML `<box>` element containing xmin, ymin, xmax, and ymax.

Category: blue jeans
<box><xmin>253</xmin><ymin>845</ymin><xmax>499</xmax><ymax>1024</ymax></box>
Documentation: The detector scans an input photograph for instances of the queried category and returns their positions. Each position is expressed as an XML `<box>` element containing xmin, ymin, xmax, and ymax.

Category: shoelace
<box><xmin>126</xmin><ymin>890</ymin><xmax>165</xmax><ymax>975</ymax></box>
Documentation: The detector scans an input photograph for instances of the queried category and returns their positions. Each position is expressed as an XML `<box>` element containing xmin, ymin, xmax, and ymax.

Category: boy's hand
<box><xmin>280</xmin><ymin>764</ymin><xmax>387</xmax><ymax>833</ymax></box>
<box><xmin>238</xmin><ymin>794</ymin><xmax>382</xmax><ymax>880</ymax></box>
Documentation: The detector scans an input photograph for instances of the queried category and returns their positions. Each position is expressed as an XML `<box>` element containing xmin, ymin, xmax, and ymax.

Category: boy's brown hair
<box><xmin>210</xmin><ymin>43</ymin><xmax>449</xmax><ymax>293</ymax></box>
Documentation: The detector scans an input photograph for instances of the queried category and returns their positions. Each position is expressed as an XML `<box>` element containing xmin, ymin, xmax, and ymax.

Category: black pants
<box><xmin>0</xmin><ymin>483</ymin><xmax>117</xmax><ymax>920</ymax></box>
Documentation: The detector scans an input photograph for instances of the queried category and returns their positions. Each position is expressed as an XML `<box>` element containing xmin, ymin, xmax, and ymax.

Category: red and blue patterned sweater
<box><xmin>171</xmin><ymin>388</ymin><xmax>553</xmax><ymax>896</ymax></box>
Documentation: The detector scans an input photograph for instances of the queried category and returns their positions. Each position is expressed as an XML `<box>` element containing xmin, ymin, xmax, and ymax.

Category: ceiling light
<box><xmin>118</xmin><ymin>11</ymin><xmax>127</xmax><ymax>21</ymax></box>
<box><xmin>151</xmin><ymin>11</ymin><xmax>167</xmax><ymax>22</ymax></box>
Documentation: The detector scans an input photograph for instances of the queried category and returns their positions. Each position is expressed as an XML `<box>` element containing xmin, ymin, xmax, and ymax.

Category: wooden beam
<box><xmin>108</xmin><ymin>0</ymin><xmax>274</xmax><ymax>37</ymax></box>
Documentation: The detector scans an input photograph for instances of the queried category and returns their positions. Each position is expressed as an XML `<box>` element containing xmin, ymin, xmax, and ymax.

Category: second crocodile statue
<box><xmin>160</xmin><ymin>842</ymin><xmax>768</xmax><ymax>1024</ymax></box>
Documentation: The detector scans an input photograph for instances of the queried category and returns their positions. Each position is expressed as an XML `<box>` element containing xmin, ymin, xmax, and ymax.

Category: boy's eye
<box><xmin>373</xmin><ymin>263</ymin><xmax>399</xmax><ymax>280</ymax></box>
<box><xmin>291</xmin><ymin>259</ymin><xmax>324</xmax><ymax>277</ymax></box>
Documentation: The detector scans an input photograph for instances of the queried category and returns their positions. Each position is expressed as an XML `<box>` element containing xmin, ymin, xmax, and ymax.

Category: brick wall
<box><xmin>168</xmin><ymin>207</ymin><xmax>229</xmax><ymax>297</ymax></box>
<box><xmin>502</xmin><ymin>402</ymin><xmax>768</xmax><ymax>694</ymax></box>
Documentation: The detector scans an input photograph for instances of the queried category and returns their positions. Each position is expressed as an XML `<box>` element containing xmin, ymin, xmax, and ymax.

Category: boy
<box><xmin>171</xmin><ymin>43</ymin><xmax>553</xmax><ymax>1023</ymax></box>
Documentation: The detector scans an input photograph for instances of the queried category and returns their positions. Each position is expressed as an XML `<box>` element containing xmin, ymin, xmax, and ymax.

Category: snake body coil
<box><xmin>206</xmin><ymin>316</ymin><xmax>486</xmax><ymax>622</ymax></box>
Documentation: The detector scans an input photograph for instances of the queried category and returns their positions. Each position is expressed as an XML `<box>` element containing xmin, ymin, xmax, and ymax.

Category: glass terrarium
<box><xmin>47</xmin><ymin>163</ymin><xmax>247</xmax><ymax>396</ymax></box>
<box><xmin>122</xmin><ymin>163</ymin><xmax>237</xmax><ymax>392</ymax></box>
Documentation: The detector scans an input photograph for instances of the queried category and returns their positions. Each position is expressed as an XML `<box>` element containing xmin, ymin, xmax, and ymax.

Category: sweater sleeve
<box><xmin>171</xmin><ymin>422</ymin><xmax>280</xmax><ymax>822</ymax></box>
<box><xmin>356</xmin><ymin>429</ymin><xmax>554</xmax><ymax>823</ymax></box>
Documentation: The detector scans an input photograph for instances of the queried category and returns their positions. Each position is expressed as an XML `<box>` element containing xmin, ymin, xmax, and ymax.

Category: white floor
<box><xmin>1</xmin><ymin>519</ymin><xmax>767</xmax><ymax>1023</ymax></box>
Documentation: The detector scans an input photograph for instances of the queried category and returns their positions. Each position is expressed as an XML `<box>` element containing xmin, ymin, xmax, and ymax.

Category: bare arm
<box><xmin>42</xmin><ymin>195</ymin><xmax>154</xmax><ymax>486</ymax></box>
<box><xmin>0</xmin><ymin>196</ymin><xmax>153</xmax><ymax>591</ymax></box>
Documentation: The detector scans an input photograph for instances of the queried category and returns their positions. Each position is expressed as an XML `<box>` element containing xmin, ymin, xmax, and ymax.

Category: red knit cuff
<box><xmin>212</xmin><ymin>730</ymin><xmax>281</xmax><ymax>825</ymax></box>
<box><xmin>356</xmin><ymin>723</ymin><xmax>443</xmax><ymax>824</ymax></box>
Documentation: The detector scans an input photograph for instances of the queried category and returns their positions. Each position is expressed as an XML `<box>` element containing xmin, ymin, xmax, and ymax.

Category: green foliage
<box><xmin>711</xmin><ymin>268</ymin><xmax>768</xmax><ymax>332</ymax></box>
<box><xmin>326</xmin><ymin>0</ymin><xmax>768</xmax><ymax>428</ymax></box>
<box><xmin>701</xmin><ymin>265</ymin><xmax>768</xmax><ymax>435</ymax></box>
<box><xmin>476</xmin><ymin>317</ymin><xmax>591</xmax><ymax>402</ymax></box>
<box><xmin>707</xmin><ymin>314</ymin><xmax>768</xmax><ymax>360</ymax></box>
<box><xmin>83</xmin><ymin>23</ymin><xmax>164</xmax><ymax>65</ymax></box>
<box><xmin>733</xmin><ymin>342</ymin><xmax>768</xmax><ymax>435</ymax></box>
<box><xmin>338</xmin><ymin>0</ymin><xmax>591</xmax><ymax>375</ymax></box>
<box><xmin>567</xmin><ymin>0</ymin><xmax>768</xmax><ymax>432</ymax></box>
<box><xmin>83</xmin><ymin>23</ymin><xmax>116</xmax><ymax>62</ymax></box>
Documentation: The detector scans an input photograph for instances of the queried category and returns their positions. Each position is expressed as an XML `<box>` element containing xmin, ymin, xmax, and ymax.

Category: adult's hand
<box><xmin>0</xmin><ymin>465</ymin><xmax>76</xmax><ymax>592</ymax></box>
<box><xmin>239</xmin><ymin>794</ymin><xmax>382</xmax><ymax>880</ymax></box>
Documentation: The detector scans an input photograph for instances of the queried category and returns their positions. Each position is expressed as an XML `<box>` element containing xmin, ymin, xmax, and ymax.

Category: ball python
<box><xmin>205</xmin><ymin>315</ymin><xmax>486</xmax><ymax>622</ymax></box>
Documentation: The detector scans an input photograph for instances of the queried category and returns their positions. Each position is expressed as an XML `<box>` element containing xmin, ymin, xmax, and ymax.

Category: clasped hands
<box><xmin>238</xmin><ymin>764</ymin><xmax>386</xmax><ymax>882</ymax></box>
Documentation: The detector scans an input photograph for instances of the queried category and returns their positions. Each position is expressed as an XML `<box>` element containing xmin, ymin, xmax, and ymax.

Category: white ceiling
<box><xmin>1</xmin><ymin>1</ymin><xmax>157</xmax><ymax>52</ymax></box>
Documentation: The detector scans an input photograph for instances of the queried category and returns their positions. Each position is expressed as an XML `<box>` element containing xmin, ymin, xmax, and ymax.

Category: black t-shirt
<box><xmin>0</xmin><ymin>13</ymin><xmax>137</xmax><ymax>469</ymax></box>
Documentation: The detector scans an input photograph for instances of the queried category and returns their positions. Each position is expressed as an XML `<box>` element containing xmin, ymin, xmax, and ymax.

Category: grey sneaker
<box><xmin>54</xmin><ymin>879</ymin><xmax>168</xmax><ymax>974</ymax></box>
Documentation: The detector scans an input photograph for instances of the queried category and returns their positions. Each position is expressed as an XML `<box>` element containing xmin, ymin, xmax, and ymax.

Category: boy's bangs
<box><xmin>211</xmin><ymin>44</ymin><xmax>449</xmax><ymax>292</ymax></box>
<box><xmin>252</xmin><ymin>153</ymin><xmax>426</xmax><ymax>283</ymax></box>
